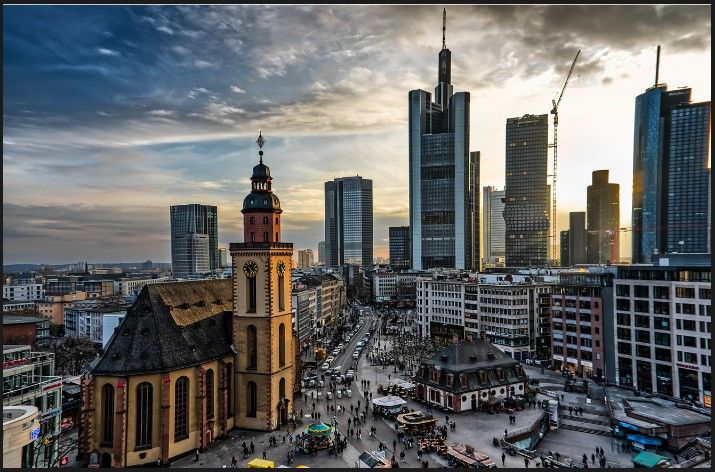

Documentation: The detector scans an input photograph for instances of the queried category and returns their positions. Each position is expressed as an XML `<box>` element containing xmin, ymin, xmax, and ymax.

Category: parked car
<box><xmin>321</xmin><ymin>362</ymin><xmax>330</xmax><ymax>371</ymax></box>
<box><xmin>352</xmin><ymin>352</ymin><xmax>359</xmax><ymax>360</ymax></box>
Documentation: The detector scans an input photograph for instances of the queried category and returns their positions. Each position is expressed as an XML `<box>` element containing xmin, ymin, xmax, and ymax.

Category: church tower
<box><xmin>231</xmin><ymin>131</ymin><xmax>295</xmax><ymax>431</ymax></box>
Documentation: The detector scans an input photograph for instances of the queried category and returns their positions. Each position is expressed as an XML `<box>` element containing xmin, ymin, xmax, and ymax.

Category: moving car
<box><xmin>321</xmin><ymin>362</ymin><xmax>330</xmax><ymax>371</ymax></box>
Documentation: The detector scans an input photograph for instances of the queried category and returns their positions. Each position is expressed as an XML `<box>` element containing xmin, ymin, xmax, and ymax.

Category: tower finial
<box><xmin>256</xmin><ymin>129</ymin><xmax>265</xmax><ymax>163</ymax></box>
<box><xmin>442</xmin><ymin>8</ymin><xmax>446</xmax><ymax>50</ymax></box>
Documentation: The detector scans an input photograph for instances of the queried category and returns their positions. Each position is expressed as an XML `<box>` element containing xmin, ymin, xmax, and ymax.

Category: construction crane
<box><xmin>550</xmin><ymin>50</ymin><xmax>581</xmax><ymax>265</ymax></box>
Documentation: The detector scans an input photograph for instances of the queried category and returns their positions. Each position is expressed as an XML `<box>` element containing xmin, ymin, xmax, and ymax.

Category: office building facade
<box><xmin>560</xmin><ymin>230</ymin><xmax>570</xmax><ymax>267</ymax></box>
<box><xmin>482</xmin><ymin>186</ymin><xmax>506</xmax><ymax>267</ymax></box>
<box><xmin>587</xmin><ymin>170</ymin><xmax>620</xmax><ymax>264</ymax></box>
<box><xmin>632</xmin><ymin>82</ymin><xmax>711</xmax><ymax>262</ymax></box>
<box><xmin>324</xmin><ymin>176</ymin><xmax>373</xmax><ymax>267</ymax></box>
<box><xmin>297</xmin><ymin>249</ymin><xmax>314</xmax><ymax>269</ymax></box>
<box><xmin>170</xmin><ymin>204</ymin><xmax>219</xmax><ymax>275</ymax></box>
<box><xmin>568</xmin><ymin>211</ymin><xmax>587</xmax><ymax>266</ymax></box>
<box><xmin>504</xmin><ymin>114</ymin><xmax>550</xmax><ymax>267</ymax></box>
<box><xmin>408</xmin><ymin>16</ymin><xmax>478</xmax><ymax>271</ymax></box>
<box><xmin>317</xmin><ymin>241</ymin><xmax>326</xmax><ymax>265</ymax></box>
<box><xmin>613</xmin><ymin>257</ymin><xmax>711</xmax><ymax>406</ymax></box>
<box><xmin>2</xmin><ymin>283</ymin><xmax>44</xmax><ymax>302</ymax></box>
<box><xmin>388</xmin><ymin>226</ymin><xmax>411</xmax><ymax>269</ymax></box>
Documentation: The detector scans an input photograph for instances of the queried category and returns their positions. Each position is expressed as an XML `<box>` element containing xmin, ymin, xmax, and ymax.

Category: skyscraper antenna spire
<box><xmin>442</xmin><ymin>8</ymin><xmax>447</xmax><ymax>50</ymax></box>
<box><xmin>655</xmin><ymin>45</ymin><xmax>661</xmax><ymax>87</ymax></box>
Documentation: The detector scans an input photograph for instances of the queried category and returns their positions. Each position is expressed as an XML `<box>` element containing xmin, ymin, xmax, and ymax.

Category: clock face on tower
<box><xmin>243</xmin><ymin>261</ymin><xmax>258</xmax><ymax>277</ymax></box>
<box><xmin>277</xmin><ymin>260</ymin><xmax>286</xmax><ymax>276</ymax></box>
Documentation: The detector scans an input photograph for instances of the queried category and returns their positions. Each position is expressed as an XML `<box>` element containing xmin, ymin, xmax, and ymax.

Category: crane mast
<box><xmin>550</xmin><ymin>50</ymin><xmax>580</xmax><ymax>266</ymax></box>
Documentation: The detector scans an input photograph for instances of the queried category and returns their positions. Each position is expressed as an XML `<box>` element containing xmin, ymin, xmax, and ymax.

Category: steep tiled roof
<box><xmin>90</xmin><ymin>279</ymin><xmax>234</xmax><ymax>376</ymax></box>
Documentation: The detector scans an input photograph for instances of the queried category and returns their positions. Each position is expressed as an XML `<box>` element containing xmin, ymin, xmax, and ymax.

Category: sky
<box><xmin>2</xmin><ymin>4</ymin><xmax>711</xmax><ymax>265</ymax></box>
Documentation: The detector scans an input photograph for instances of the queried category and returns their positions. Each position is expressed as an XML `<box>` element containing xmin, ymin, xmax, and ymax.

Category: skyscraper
<box><xmin>568</xmin><ymin>211</ymin><xmax>586</xmax><ymax>266</ymax></box>
<box><xmin>317</xmin><ymin>241</ymin><xmax>326</xmax><ymax>265</ymax></box>
<box><xmin>504</xmin><ymin>114</ymin><xmax>550</xmax><ymax>267</ymax></box>
<box><xmin>482</xmin><ymin>186</ymin><xmax>506</xmax><ymax>267</ymax></box>
<box><xmin>324</xmin><ymin>176</ymin><xmax>373</xmax><ymax>268</ymax></box>
<box><xmin>389</xmin><ymin>226</ymin><xmax>410</xmax><ymax>269</ymax></box>
<box><xmin>632</xmin><ymin>53</ymin><xmax>711</xmax><ymax>262</ymax></box>
<box><xmin>560</xmin><ymin>230</ymin><xmax>570</xmax><ymax>267</ymax></box>
<box><xmin>170</xmin><ymin>204</ymin><xmax>218</xmax><ymax>275</ymax></box>
<box><xmin>666</xmin><ymin>101</ymin><xmax>711</xmax><ymax>254</ymax></box>
<box><xmin>587</xmin><ymin>170</ymin><xmax>620</xmax><ymax>264</ymax></box>
<box><xmin>408</xmin><ymin>9</ymin><xmax>478</xmax><ymax>271</ymax></box>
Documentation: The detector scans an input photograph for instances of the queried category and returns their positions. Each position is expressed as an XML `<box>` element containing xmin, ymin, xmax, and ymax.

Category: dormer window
<box><xmin>459</xmin><ymin>374</ymin><xmax>467</xmax><ymax>387</ymax></box>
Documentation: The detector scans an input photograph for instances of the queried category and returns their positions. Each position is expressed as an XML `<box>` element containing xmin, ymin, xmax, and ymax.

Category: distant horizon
<box><xmin>3</xmin><ymin>5</ymin><xmax>710</xmax><ymax>265</ymax></box>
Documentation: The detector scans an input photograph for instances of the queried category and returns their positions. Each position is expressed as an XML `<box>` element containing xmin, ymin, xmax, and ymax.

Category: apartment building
<box><xmin>613</xmin><ymin>254</ymin><xmax>711</xmax><ymax>406</ymax></box>
<box><xmin>2</xmin><ymin>283</ymin><xmax>44</xmax><ymax>302</ymax></box>
<box><xmin>36</xmin><ymin>291</ymin><xmax>88</xmax><ymax>326</ymax></box>
<box><xmin>113</xmin><ymin>276</ymin><xmax>172</xmax><ymax>297</ymax></box>
<box><xmin>372</xmin><ymin>272</ymin><xmax>419</xmax><ymax>304</ymax></box>
<box><xmin>63</xmin><ymin>301</ymin><xmax>128</xmax><ymax>346</ymax></box>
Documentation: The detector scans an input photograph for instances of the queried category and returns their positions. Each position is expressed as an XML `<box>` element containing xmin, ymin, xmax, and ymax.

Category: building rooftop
<box><xmin>624</xmin><ymin>398</ymin><xmax>711</xmax><ymax>427</ymax></box>
<box><xmin>90</xmin><ymin>279</ymin><xmax>234</xmax><ymax>376</ymax></box>
<box><xmin>422</xmin><ymin>338</ymin><xmax>521</xmax><ymax>372</ymax></box>
<box><xmin>2</xmin><ymin>316</ymin><xmax>49</xmax><ymax>325</ymax></box>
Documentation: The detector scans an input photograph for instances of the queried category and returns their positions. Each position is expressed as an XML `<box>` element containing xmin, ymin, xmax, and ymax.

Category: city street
<box><xmin>174</xmin><ymin>307</ymin><xmax>635</xmax><ymax>468</ymax></box>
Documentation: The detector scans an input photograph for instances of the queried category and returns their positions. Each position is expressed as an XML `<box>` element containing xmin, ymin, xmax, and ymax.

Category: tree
<box><xmin>50</xmin><ymin>336</ymin><xmax>100</xmax><ymax>376</ymax></box>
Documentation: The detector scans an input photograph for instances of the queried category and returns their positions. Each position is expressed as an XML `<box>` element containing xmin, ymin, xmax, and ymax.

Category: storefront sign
<box><xmin>676</xmin><ymin>363</ymin><xmax>699</xmax><ymax>371</ymax></box>
<box><xmin>704</xmin><ymin>395</ymin><xmax>711</xmax><ymax>408</ymax></box>
<box><xmin>30</xmin><ymin>427</ymin><xmax>41</xmax><ymax>440</ymax></box>
<box><xmin>3</xmin><ymin>358</ymin><xmax>29</xmax><ymax>369</ymax></box>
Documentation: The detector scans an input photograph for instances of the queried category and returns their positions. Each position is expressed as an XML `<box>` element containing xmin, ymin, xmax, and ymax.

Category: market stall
<box><xmin>447</xmin><ymin>444</ymin><xmax>496</xmax><ymax>468</ymax></box>
<box><xmin>396</xmin><ymin>411</ymin><xmax>437</xmax><ymax>435</ymax></box>
<box><xmin>372</xmin><ymin>395</ymin><xmax>408</xmax><ymax>417</ymax></box>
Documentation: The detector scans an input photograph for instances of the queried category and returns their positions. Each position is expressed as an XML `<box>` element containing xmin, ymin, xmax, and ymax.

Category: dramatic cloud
<box><xmin>2</xmin><ymin>5</ymin><xmax>710</xmax><ymax>264</ymax></box>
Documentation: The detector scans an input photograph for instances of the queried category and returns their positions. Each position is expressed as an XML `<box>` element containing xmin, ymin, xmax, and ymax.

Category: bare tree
<box><xmin>50</xmin><ymin>336</ymin><xmax>100</xmax><ymax>376</ymax></box>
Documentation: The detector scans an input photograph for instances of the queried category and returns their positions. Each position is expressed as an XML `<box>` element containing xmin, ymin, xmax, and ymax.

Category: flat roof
<box><xmin>626</xmin><ymin>399</ymin><xmax>711</xmax><ymax>426</ymax></box>
<box><xmin>3</xmin><ymin>315</ymin><xmax>50</xmax><ymax>324</ymax></box>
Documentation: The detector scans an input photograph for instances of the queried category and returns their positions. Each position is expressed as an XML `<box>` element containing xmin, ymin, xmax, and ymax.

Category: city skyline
<box><xmin>3</xmin><ymin>5</ymin><xmax>711</xmax><ymax>264</ymax></box>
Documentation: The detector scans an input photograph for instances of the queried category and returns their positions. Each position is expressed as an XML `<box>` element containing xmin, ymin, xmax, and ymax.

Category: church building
<box><xmin>78</xmin><ymin>132</ymin><xmax>296</xmax><ymax>467</ymax></box>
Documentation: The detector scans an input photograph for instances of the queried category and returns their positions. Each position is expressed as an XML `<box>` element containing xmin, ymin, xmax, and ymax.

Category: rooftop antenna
<box><xmin>655</xmin><ymin>45</ymin><xmax>661</xmax><ymax>86</ymax></box>
<box><xmin>442</xmin><ymin>8</ymin><xmax>446</xmax><ymax>50</ymax></box>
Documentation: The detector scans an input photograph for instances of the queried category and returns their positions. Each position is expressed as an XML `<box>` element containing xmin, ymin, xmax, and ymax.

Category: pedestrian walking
<box><xmin>592</xmin><ymin>453</ymin><xmax>595</xmax><ymax>464</ymax></box>
<box><xmin>501</xmin><ymin>453</ymin><xmax>506</xmax><ymax>466</ymax></box>
<box><xmin>579</xmin><ymin>406</ymin><xmax>583</xmax><ymax>416</ymax></box>
<box><xmin>569</xmin><ymin>406</ymin><xmax>573</xmax><ymax>415</ymax></box>
<box><xmin>250</xmin><ymin>441</ymin><xmax>254</xmax><ymax>454</ymax></box>
<box><xmin>231</xmin><ymin>455</ymin><xmax>237</xmax><ymax>468</ymax></box>
<box><xmin>262</xmin><ymin>450</ymin><xmax>267</xmax><ymax>460</ymax></box>
<box><xmin>524</xmin><ymin>457</ymin><xmax>529</xmax><ymax>468</ymax></box>
<box><xmin>195</xmin><ymin>450</ymin><xmax>200</xmax><ymax>463</ymax></box>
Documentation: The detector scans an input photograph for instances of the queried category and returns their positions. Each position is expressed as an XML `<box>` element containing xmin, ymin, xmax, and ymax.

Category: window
<box><xmin>655</xmin><ymin>348</ymin><xmax>671</xmax><ymax>363</ymax></box>
<box><xmin>275</xmin><ymin>217</ymin><xmax>279</xmax><ymax>225</ymax></box>
<box><xmin>617</xmin><ymin>342</ymin><xmax>632</xmax><ymax>355</ymax></box>
<box><xmin>616</xmin><ymin>285</ymin><xmax>630</xmax><ymax>297</ymax></box>
<box><xmin>263</xmin><ymin>216</ymin><xmax>269</xmax><ymax>225</ymax></box>
<box><xmin>263</xmin><ymin>232</ymin><xmax>268</xmax><ymax>242</ymax></box>
<box><xmin>634</xmin><ymin>300</ymin><xmax>650</xmax><ymax>313</ymax></box>
<box><xmin>136</xmin><ymin>382</ymin><xmax>153</xmax><ymax>448</ymax></box>
<box><xmin>635</xmin><ymin>330</ymin><xmax>650</xmax><ymax>343</ymax></box>
<box><xmin>278</xmin><ymin>274</ymin><xmax>285</xmax><ymax>312</ymax></box>
<box><xmin>251</xmin><ymin>232</ymin><xmax>255</xmax><ymax>242</ymax></box>
<box><xmin>279</xmin><ymin>377</ymin><xmax>286</xmax><ymax>399</ymax></box>
<box><xmin>247</xmin><ymin>382</ymin><xmax>257</xmax><ymax>417</ymax></box>
<box><xmin>654</xmin><ymin>332</ymin><xmax>670</xmax><ymax>346</ymax></box>
<box><xmin>636</xmin><ymin>345</ymin><xmax>651</xmax><ymax>359</ymax></box>
<box><xmin>247</xmin><ymin>276</ymin><xmax>257</xmax><ymax>313</ymax></box>
<box><xmin>617</xmin><ymin>327</ymin><xmax>631</xmax><ymax>341</ymax></box>
<box><xmin>634</xmin><ymin>315</ymin><xmax>650</xmax><ymax>328</ymax></box>
<box><xmin>206</xmin><ymin>369</ymin><xmax>214</xmax><ymax>419</ymax></box>
<box><xmin>175</xmin><ymin>377</ymin><xmax>188</xmax><ymax>441</ymax></box>
<box><xmin>654</xmin><ymin>317</ymin><xmax>670</xmax><ymax>331</ymax></box>
<box><xmin>683</xmin><ymin>336</ymin><xmax>697</xmax><ymax>348</ymax></box>
<box><xmin>247</xmin><ymin>325</ymin><xmax>257</xmax><ymax>369</ymax></box>
<box><xmin>279</xmin><ymin>323</ymin><xmax>286</xmax><ymax>367</ymax></box>
<box><xmin>699</xmin><ymin>288</ymin><xmax>711</xmax><ymax>300</ymax></box>
<box><xmin>101</xmin><ymin>384</ymin><xmax>114</xmax><ymax>445</ymax></box>
<box><xmin>633</xmin><ymin>285</ymin><xmax>649</xmax><ymax>298</ymax></box>
<box><xmin>617</xmin><ymin>313</ymin><xmax>631</xmax><ymax>325</ymax></box>
<box><xmin>250</xmin><ymin>217</ymin><xmax>255</xmax><ymax>225</ymax></box>
<box><xmin>676</xmin><ymin>287</ymin><xmax>695</xmax><ymax>299</ymax></box>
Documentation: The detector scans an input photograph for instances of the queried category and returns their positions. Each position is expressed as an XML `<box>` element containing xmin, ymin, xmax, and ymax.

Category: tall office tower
<box><xmin>560</xmin><ymin>230</ymin><xmax>570</xmax><ymax>267</ymax></box>
<box><xmin>219</xmin><ymin>247</ymin><xmax>228</xmax><ymax>268</ymax></box>
<box><xmin>317</xmin><ymin>241</ymin><xmax>326</xmax><ymax>265</ymax></box>
<box><xmin>170</xmin><ymin>204</ymin><xmax>218</xmax><ymax>275</ymax></box>
<box><xmin>482</xmin><ymin>186</ymin><xmax>506</xmax><ymax>267</ymax></box>
<box><xmin>666</xmin><ymin>101</ymin><xmax>711</xmax><ymax>254</ymax></box>
<box><xmin>568</xmin><ymin>211</ymin><xmax>587</xmax><ymax>265</ymax></box>
<box><xmin>389</xmin><ymin>226</ymin><xmax>411</xmax><ymax>269</ymax></box>
<box><xmin>632</xmin><ymin>51</ymin><xmax>711</xmax><ymax>262</ymax></box>
<box><xmin>587</xmin><ymin>170</ymin><xmax>620</xmax><ymax>264</ymax></box>
<box><xmin>504</xmin><ymin>114</ymin><xmax>550</xmax><ymax>267</ymax></box>
<box><xmin>297</xmin><ymin>249</ymin><xmax>314</xmax><ymax>269</ymax></box>
<box><xmin>408</xmin><ymin>10</ymin><xmax>478</xmax><ymax>271</ymax></box>
<box><xmin>324</xmin><ymin>176</ymin><xmax>373</xmax><ymax>268</ymax></box>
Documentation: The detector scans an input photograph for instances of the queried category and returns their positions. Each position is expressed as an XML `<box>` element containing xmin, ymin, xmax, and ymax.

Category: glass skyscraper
<box><xmin>587</xmin><ymin>170</ymin><xmax>620</xmax><ymax>264</ymax></box>
<box><xmin>170</xmin><ymin>204</ymin><xmax>219</xmax><ymax>275</ymax></box>
<box><xmin>408</xmin><ymin>17</ymin><xmax>478</xmax><ymax>271</ymax></box>
<box><xmin>324</xmin><ymin>176</ymin><xmax>373</xmax><ymax>268</ymax></box>
<box><xmin>631</xmin><ymin>84</ymin><xmax>711</xmax><ymax>262</ymax></box>
<box><xmin>504</xmin><ymin>114</ymin><xmax>550</xmax><ymax>267</ymax></box>
<box><xmin>482</xmin><ymin>186</ymin><xmax>505</xmax><ymax>267</ymax></box>
<box><xmin>389</xmin><ymin>226</ymin><xmax>410</xmax><ymax>269</ymax></box>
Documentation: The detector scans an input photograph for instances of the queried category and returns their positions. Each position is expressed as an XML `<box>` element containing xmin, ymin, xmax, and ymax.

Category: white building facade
<box><xmin>2</xmin><ymin>283</ymin><xmax>44</xmax><ymax>302</ymax></box>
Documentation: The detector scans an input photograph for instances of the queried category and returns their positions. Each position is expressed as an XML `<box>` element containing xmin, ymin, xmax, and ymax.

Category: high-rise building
<box><xmin>297</xmin><ymin>249</ymin><xmax>314</xmax><ymax>269</ymax></box>
<box><xmin>560</xmin><ymin>230</ymin><xmax>570</xmax><ymax>267</ymax></box>
<box><xmin>317</xmin><ymin>241</ymin><xmax>326</xmax><ymax>265</ymax></box>
<box><xmin>666</xmin><ymin>101</ymin><xmax>711</xmax><ymax>254</ymax></box>
<box><xmin>568</xmin><ymin>211</ymin><xmax>586</xmax><ymax>266</ymax></box>
<box><xmin>219</xmin><ymin>247</ymin><xmax>228</xmax><ymax>268</ymax></box>
<box><xmin>482</xmin><ymin>186</ymin><xmax>505</xmax><ymax>267</ymax></box>
<box><xmin>324</xmin><ymin>176</ymin><xmax>373</xmax><ymax>268</ymax></box>
<box><xmin>587</xmin><ymin>170</ymin><xmax>620</xmax><ymax>264</ymax></box>
<box><xmin>504</xmin><ymin>114</ymin><xmax>550</xmax><ymax>267</ymax></box>
<box><xmin>408</xmin><ymin>10</ymin><xmax>478</xmax><ymax>271</ymax></box>
<box><xmin>170</xmin><ymin>204</ymin><xmax>219</xmax><ymax>275</ymax></box>
<box><xmin>632</xmin><ymin>67</ymin><xmax>711</xmax><ymax>262</ymax></box>
<box><xmin>388</xmin><ymin>226</ymin><xmax>410</xmax><ymax>269</ymax></box>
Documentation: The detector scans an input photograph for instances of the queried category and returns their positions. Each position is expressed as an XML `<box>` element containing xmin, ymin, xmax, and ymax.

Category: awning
<box><xmin>618</xmin><ymin>421</ymin><xmax>641</xmax><ymax>431</ymax></box>
<box><xmin>632</xmin><ymin>451</ymin><xmax>668</xmax><ymax>468</ymax></box>
<box><xmin>627</xmin><ymin>434</ymin><xmax>663</xmax><ymax>446</ymax></box>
